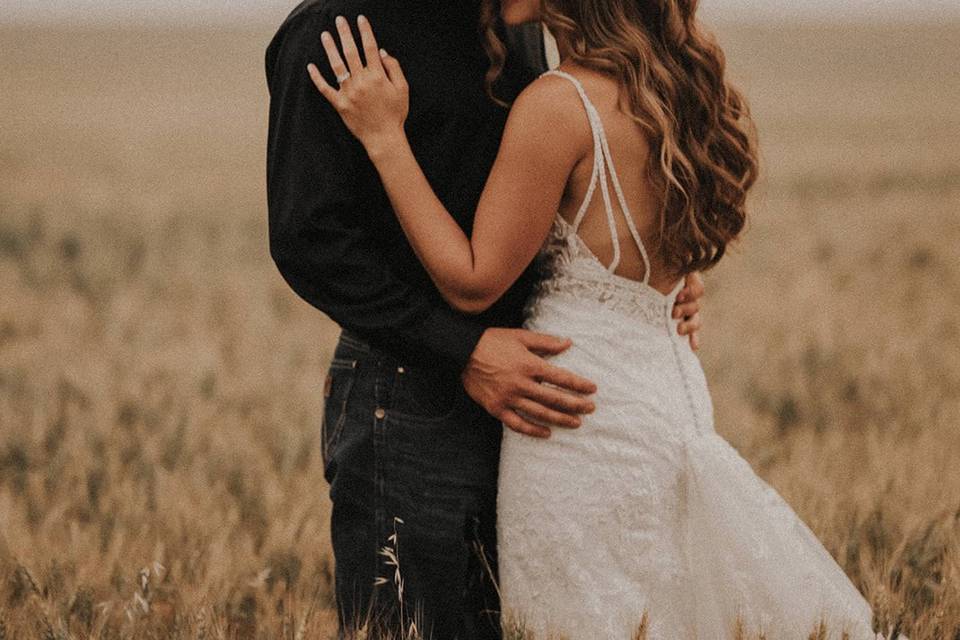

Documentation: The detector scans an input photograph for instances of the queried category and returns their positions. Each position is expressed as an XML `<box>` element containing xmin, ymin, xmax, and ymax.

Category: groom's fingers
<box><xmin>356</xmin><ymin>15</ymin><xmax>383</xmax><ymax>73</ymax></box>
<box><xmin>522</xmin><ymin>380</ymin><xmax>595</xmax><ymax>415</ymax></box>
<box><xmin>679</xmin><ymin>311</ymin><xmax>703</xmax><ymax>351</ymax></box>
<box><xmin>334</xmin><ymin>15</ymin><xmax>363</xmax><ymax>75</ymax></box>
<box><xmin>673</xmin><ymin>298</ymin><xmax>700</xmax><ymax>320</ymax></box>
<box><xmin>537</xmin><ymin>364</ymin><xmax>597</xmax><ymax>397</ymax></box>
<box><xmin>501</xmin><ymin>409</ymin><xmax>551</xmax><ymax>439</ymax></box>
<box><xmin>512</xmin><ymin>398</ymin><xmax>581</xmax><ymax>429</ymax></box>
<box><xmin>690</xmin><ymin>331</ymin><xmax>701</xmax><ymax>351</ymax></box>
<box><xmin>517</xmin><ymin>330</ymin><xmax>572</xmax><ymax>356</ymax></box>
<box><xmin>678</xmin><ymin>311</ymin><xmax>702</xmax><ymax>336</ymax></box>
<box><xmin>320</xmin><ymin>31</ymin><xmax>348</xmax><ymax>84</ymax></box>
<box><xmin>679</xmin><ymin>271</ymin><xmax>705</xmax><ymax>303</ymax></box>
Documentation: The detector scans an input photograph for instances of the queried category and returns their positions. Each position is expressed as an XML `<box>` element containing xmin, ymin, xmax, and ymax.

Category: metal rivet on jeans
<box><xmin>374</xmin><ymin>408</ymin><xmax>386</xmax><ymax>420</ymax></box>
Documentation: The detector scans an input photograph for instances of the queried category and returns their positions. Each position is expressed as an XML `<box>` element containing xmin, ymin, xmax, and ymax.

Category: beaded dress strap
<box><xmin>541</xmin><ymin>69</ymin><xmax>653</xmax><ymax>284</ymax></box>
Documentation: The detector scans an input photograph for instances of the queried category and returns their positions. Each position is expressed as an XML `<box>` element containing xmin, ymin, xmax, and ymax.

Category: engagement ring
<box><xmin>336</xmin><ymin>71</ymin><xmax>351</xmax><ymax>84</ymax></box>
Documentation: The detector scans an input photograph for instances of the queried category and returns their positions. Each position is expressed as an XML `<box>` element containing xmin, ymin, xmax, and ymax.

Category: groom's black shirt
<box><xmin>265</xmin><ymin>0</ymin><xmax>546</xmax><ymax>373</ymax></box>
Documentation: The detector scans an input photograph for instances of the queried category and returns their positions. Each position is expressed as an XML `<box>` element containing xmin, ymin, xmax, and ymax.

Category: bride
<box><xmin>307</xmin><ymin>1</ymin><xmax>885</xmax><ymax>637</ymax></box>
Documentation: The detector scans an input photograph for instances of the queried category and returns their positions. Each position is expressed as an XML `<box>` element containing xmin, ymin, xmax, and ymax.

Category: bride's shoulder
<box><xmin>505</xmin><ymin>73</ymin><xmax>593</xmax><ymax>141</ymax></box>
<box><xmin>517</xmin><ymin>71</ymin><xmax>581</xmax><ymax>107</ymax></box>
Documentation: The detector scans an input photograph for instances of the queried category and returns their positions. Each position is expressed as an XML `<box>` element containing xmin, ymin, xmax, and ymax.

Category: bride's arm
<box><xmin>370</xmin><ymin>84</ymin><xmax>581</xmax><ymax>314</ymax></box>
<box><xmin>309</xmin><ymin>16</ymin><xmax>585</xmax><ymax>314</ymax></box>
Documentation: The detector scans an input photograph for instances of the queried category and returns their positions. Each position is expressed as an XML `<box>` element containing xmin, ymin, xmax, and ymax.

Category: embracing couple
<box><xmin>265</xmin><ymin>1</ymin><xmax>883</xmax><ymax>638</ymax></box>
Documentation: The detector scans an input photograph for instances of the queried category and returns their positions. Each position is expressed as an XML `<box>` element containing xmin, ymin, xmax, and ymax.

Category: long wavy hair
<box><xmin>481</xmin><ymin>0</ymin><xmax>759</xmax><ymax>274</ymax></box>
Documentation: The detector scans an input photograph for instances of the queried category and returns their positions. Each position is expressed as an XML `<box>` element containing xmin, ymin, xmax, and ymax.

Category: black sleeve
<box><xmin>264</xmin><ymin>10</ymin><xmax>485</xmax><ymax>372</ymax></box>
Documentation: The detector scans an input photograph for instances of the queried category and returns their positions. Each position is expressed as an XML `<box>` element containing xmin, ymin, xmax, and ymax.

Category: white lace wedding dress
<box><xmin>496</xmin><ymin>70</ymin><xmax>882</xmax><ymax>639</ymax></box>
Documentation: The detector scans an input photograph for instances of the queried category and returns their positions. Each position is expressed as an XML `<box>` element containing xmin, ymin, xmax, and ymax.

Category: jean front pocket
<box><xmin>388</xmin><ymin>363</ymin><xmax>465</xmax><ymax>426</ymax></box>
<box><xmin>321</xmin><ymin>357</ymin><xmax>358</xmax><ymax>469</ymax></box>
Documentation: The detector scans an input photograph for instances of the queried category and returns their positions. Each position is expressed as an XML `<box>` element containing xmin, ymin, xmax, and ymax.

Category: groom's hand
<box><xmin>462</xmin><ymin>328</ymin><xmax>597</xmax><ymax>439</ymax></box>
<box><xmin>674</xmin><ymin>271</ymin><xmax>705</xmax><ymax>351</ymax></box>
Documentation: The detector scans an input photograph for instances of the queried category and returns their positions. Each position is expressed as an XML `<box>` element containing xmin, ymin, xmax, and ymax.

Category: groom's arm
<box><xmin>265</xmin><ymin>10</ymin><xmax>484</xmax><ymax>371</ymax></box>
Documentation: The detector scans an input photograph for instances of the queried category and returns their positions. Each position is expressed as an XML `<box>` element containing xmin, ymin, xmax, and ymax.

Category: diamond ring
<box><xmin>336</xmin><ymin>71</ymin><xmax>351</xmax><ymax>84</ymax></box>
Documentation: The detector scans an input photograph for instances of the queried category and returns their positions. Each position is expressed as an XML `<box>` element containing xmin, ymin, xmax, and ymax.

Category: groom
<box><xmin>265</xmin><ymin>1</ymin><xmax>704</xmax><ymax>638</ymax></box>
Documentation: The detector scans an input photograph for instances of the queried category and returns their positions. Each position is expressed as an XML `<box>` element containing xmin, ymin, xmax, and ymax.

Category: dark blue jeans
<box><xmin>322</xmin><ymin>330</ymin><xmax>503</xmax><ymax>640</ymax></box>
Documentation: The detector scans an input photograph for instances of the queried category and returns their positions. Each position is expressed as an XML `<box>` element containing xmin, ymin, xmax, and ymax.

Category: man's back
<box><xmin>265</xmin><ymin>0</ymin><xmax>541</xmax><ymax>370</ymax></box>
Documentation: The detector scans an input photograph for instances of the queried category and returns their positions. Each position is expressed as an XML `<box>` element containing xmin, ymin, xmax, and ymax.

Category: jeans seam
<box><xmin>322</xmin><ymin>359</ymin><xmax>358</xmax><ymax>468</ymax></box>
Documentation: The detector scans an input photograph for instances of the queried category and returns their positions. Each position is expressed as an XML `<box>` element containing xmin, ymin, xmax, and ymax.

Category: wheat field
<box><xmin>0</xmin><ymin>19</ymin><xmax>958</xmax><ymax>639</ymax></box>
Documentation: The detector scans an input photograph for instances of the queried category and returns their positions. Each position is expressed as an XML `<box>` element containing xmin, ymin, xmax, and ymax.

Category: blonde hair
<box><xmin>481</xmin><ymin>0</ymin><xmax>759</xmax><ymax>274</ymax></box>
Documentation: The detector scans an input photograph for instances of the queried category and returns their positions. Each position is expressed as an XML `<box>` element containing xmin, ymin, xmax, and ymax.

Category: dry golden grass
<box><xmin>0</xmin><ymin>20</ymin><xmax>958</xmax><ymax>640</ymax></box>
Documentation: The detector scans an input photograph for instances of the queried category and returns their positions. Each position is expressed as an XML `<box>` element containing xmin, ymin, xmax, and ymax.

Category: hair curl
<box><xmin>481</xmin><ymin>0</ymin><xmax>759</xmax><ymax>274</ymax></box>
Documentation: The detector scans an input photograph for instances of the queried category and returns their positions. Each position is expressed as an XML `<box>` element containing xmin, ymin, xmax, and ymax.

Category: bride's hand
<box><xmin>308</xmin><ymin>15</ymin><xmax>409</xmax><ymax>157</ymax></box>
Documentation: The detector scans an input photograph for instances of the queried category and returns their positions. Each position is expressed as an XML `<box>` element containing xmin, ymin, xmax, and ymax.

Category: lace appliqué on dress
<box><xmin>525</xmin><ymin>217</ymin><xmax>670</xmax><ymax>328</ymax></box>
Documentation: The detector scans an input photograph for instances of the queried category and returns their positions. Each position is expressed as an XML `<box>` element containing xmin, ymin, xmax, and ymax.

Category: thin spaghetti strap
<box><xmin>594</xmin><ymin>132</ymin><xmax>623</xmax><ymax>272</ymax></box>
<box><xmin>541</xmin><ymin>70</ymin><xmax>622</xmax><ymax>270</ymax></box>
<box><xmin>598</xmin><ymin>127</ymin><xmax>653</xmax><ymax>284</ymax></box>
<box><xmin>541</xmin><ymin>69</ymin><xmax>602</xmax><ymax>232</ymax></box>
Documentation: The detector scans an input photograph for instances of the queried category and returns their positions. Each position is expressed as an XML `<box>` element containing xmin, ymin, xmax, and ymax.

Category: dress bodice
<box><xmin>525</xmin><ymin>216</ymin><xmax>683</xmax><ymax>330</ymax></box>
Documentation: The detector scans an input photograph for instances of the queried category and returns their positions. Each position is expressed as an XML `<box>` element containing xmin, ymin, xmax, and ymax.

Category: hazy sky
<box><xmin>2</xmin><ymin>0</ymin><xmax>959</xmax><ymax>25</ymax></box>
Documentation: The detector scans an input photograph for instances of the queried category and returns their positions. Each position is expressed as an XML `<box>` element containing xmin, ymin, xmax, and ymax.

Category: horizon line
<box><xmin>2</xmin><ymin>5</ymin><xmax>959</xmax><ymax>29</ymax></box>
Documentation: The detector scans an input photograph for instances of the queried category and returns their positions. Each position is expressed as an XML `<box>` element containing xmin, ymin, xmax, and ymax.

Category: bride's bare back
<box><xmin>551</xmin><ymin>64</ymin><xmax>680</xmax><ymax>294</ymax></box>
